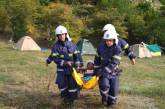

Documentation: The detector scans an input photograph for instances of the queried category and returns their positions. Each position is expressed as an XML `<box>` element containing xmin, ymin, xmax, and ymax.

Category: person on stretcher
<box><xmin>73</xmin><ymin>60</ymin><xmax>98</xmax><ymax>89</ymax></box>
<box><xmin>79</xmin><ymin>61</ymin><xmax>95</xmax><ymax>82</ymax></box>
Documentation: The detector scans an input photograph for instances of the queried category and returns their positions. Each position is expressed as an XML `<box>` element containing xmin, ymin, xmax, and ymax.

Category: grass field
<box><xmin>0</xmin><ymin>41</ymin><xmax>165</xmax><ymax>109</ymax></box>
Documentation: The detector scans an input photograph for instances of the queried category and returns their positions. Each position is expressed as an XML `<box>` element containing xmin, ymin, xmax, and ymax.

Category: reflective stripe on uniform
<box><xmin>60</xmin><ymin>87</ymin><xmax>67</xmax><ymax>92</ymax></box>
<box><xmin>74</xmin><ymin>50</ymin><xmax>80</xmax><ymax>54</ymax></box>
<box><xmin>52</xmin><ymin>53</ymin><xmax>65</xmax><ymax>59</ymax></box>
<box><xmin>100</xmin><ymin>89</ymin><xmax>109</xmax><ymax>95</ymax></box>
<box><xmin>113</xmin><ymin>55</ymin><xmax>122</xmax><ymax>60</ymax></box>
<box><xmin>101</xmin><ymin>90</ymin><xmax>117</xmax><ymax>100</ymax></box>
<box><xmin>128</xmin><ymin>52</ymin><xmax>133</xmax><ymax>56</ymax></box>
<box><xmin>124</xmin><ymin>44</ymin><xmax>129</xmax><ymax>49</ymax></box>
<box><xmin>108</xmin><ymin>95</ymin><xmax>117</xmax><ymax>100</ymax></box>
<box><xmin>52</xmin><ymin>53</ymin><xmax>59</xmax><ymax>56</ymax></box>
<box><xmin>60</xmin><ymin>55</ymin><xmax>64</xmax><ymax>58</ymax></box>
<box><xmin>105</xmin><ymin>67</ymin><xmax>112</xmax><ymax>73</ymax></box>
<box><xmin>60</xmin><ymin>60</ymin><xmax>64</xmax><ymax>66</ymax></box>
<box><xmin>68</xmin><ymin>53</ymin><xmax>73</xmax><ymax>57</ymax></box>
<box><xmin>68</xmin><ymin>89</ymin><xmax>77</xmax><ymax>92</ymax></box>
<box><xmin>57</xmin><ymin>69</ymin><xmax>64</xmax><ymax>72</ymax></box>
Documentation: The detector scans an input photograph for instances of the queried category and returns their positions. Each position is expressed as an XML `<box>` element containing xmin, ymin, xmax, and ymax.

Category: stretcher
<box><xmin>72</xmin><ymin>68</ymin><xmax>98</xmax><ymax>89</ymax></box>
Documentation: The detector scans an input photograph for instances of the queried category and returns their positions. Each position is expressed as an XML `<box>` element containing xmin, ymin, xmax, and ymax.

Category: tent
<box><xmin>76</xmin><ymin>38</ymin><xmax>96</xmax><ymax>55</ymax></box>
<box><xmin>15</xmin><ymin>36</ymin><xmax>41</xmax><ymax>51</ymax></box>
<box><xmin>147</xmin><ymin>44</ymin><xmax>162</xmax><ymax>56</ymax></box>
<box><xmin>130</xmin><ymin>43</ymin><xmax>152</xmax><ymax>58</ymax></box>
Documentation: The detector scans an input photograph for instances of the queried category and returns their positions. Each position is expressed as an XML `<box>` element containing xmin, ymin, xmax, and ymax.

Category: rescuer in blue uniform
<box><xmin>94</xmin><ymin>30</ymin><xmax>122</xmax><ymax>107</ymax></box>
<box><xmin>46</xmin><ymin>25</ymin><xmax>83</xmax><ymax>107</ymax></box>
<box><xmin>102</xmin><ymin>24</ymin><xmax>136</xmax><ymax>65</ymax></box>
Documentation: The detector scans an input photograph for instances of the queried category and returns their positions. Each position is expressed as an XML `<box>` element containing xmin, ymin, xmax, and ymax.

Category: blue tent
<box><xmin>147</xmin><ymin>44</ymin><xmax>162</xmax><ymax>56</ymax></box>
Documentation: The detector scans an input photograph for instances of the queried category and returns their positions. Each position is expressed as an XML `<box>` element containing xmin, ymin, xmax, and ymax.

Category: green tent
<box><xmin>77</xmin><ymin>38</ymin><xmax>96</xmax><ymax>55</ymax></box>
<box><xmin>147</xmin><ymin>44</ymin><xmax>162</xmax><ymax>56</ymax></box>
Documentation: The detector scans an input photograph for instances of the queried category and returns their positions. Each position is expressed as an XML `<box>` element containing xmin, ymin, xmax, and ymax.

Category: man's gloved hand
<box><xmin>64</xmin><ymin>61</ymin><xmax>73</xmax><ymax>67</ymax></box>
<box><xmin>46</xmin><ymin>59</ymin><xmax>51</xmax><ymax>67</ymax></box>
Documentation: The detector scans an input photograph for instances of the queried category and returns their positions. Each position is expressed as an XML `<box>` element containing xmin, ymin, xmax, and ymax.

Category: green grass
<box><xmin>0</xmin><ymin>41</ymin><xmax>165</xmax><ymax>109</ymax></box>
<box><xmin>0</xmin><ymin>73</ymin><xmax>14</xmax><ymax>83</ymax></box>
<box><xmin>120</xmin><ymin>57</ymin><xmax>165</xmax><ymax>109</ymax></box>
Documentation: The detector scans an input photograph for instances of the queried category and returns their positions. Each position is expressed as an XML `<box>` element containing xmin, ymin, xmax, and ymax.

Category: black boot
<box><xmin>68</xmin><ymin>99</ymin><xmax>74</xmax><ymax>108</ymax></box>
<box><xmin>107</xmin><ymin>99</ymin><xmax>117</xmax><ymax>108</ymax></box>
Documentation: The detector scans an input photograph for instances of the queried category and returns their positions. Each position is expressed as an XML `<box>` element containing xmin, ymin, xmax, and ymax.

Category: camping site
<box><xmin>0</xmin><ymin>41</ymin><xmax>165</xmax><ymax>109</ymax></box>
<box><xmin>0</xmin><ymin>0</ymin><xmax>165</xmax><ymax>109</ymax></box>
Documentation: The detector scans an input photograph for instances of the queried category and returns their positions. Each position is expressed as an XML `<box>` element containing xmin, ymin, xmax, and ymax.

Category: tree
<box><xmin>148</xmin><ymin>15</ymin><xmax>165</xmax><ymax>46</ymax></box>
<box><xmin>126</xmin><ymin>13</ymin><xmax>146</xmax><ymax>44</ymax></box>
<box><xmin>4</xmin><ymin>0</ymin><xmax>40</xmax><ymax>41</ymax></box>
<box><xmin>85</xmin><ymin>7</ymin><xmax>127</xmax><ymax>46</ymax></box>
<box><xmin>37</xmin><ymin>3</ymin><xmax>84</xmax><ymax>42</ymax></box>
<box><xmin>0</xmin><ymin>0</ymin><xmax>11</xmax><ymax>33</ymax></box>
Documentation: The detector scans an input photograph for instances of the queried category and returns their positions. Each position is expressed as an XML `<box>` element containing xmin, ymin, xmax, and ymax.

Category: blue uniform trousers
<box><xmin>56</xmin><ymin>70</ymin><xmax>80</xmax><ymax>100</ymax></box>
<box><xmin>99</xmin><ymin>75</ymin><xmax>119</xmax><ymax>105</ymax></box>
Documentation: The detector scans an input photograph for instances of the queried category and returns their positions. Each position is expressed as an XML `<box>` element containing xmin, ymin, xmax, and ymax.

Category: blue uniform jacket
<box><xmin>117</xmin><ymin>38</ymin><xmax>135</xmax><ymax>60</ymax></box>
<box><xmin>99</xmin><ymin>38</ymin><xmax>135</xmax><ymax>60</ymax></box>
<box><xmin>94</xmin><ymin>42</ymin><xmax>122</xmax><ymax>77</ymax></box>
<box><xmin>46</xmin><ymin>40</ymin><xmax>83</xmax><ymax>75</ymax></box>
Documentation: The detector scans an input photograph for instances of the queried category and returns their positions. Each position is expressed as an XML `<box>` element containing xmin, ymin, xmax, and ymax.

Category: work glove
<box><xmin>46</xmin><ymin>59</ymin><xmax>51</xmax><ymax>66</ymax></box>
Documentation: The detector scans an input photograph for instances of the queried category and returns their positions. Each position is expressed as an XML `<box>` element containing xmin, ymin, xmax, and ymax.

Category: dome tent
<box><xmin>130</xmin><ymin>43</ymin><xmax>152</xmax><ymax>58</ymax></box>
<box><xmin>15</xmin><ymin>36</ymin><xmax>41</xmax><ymax>51</ymax></box>
<box><xmin>76</xmin><ymin>38</ymin><xmax>96</xmax><ymax>55</ymax></box>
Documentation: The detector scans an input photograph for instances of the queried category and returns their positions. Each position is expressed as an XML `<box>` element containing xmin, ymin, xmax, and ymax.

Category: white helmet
<box><xmin>55</xmin><ymin>25</ymin><xmax>72</xmax><ymax>41</ymax></box>
<box><xmin>103</xmin><ymin>30</ymin><xmax>118</xmax><ymax>44</ymax></box>
<box><xmin>102</xmin><ymin>24</ymin><xmax>119</xmax><ymax>35</ymax></box>
<box><xmin>55</xmin><ymin>25</ymin><xmax>67</xmax><ymax>35</ymax></box>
